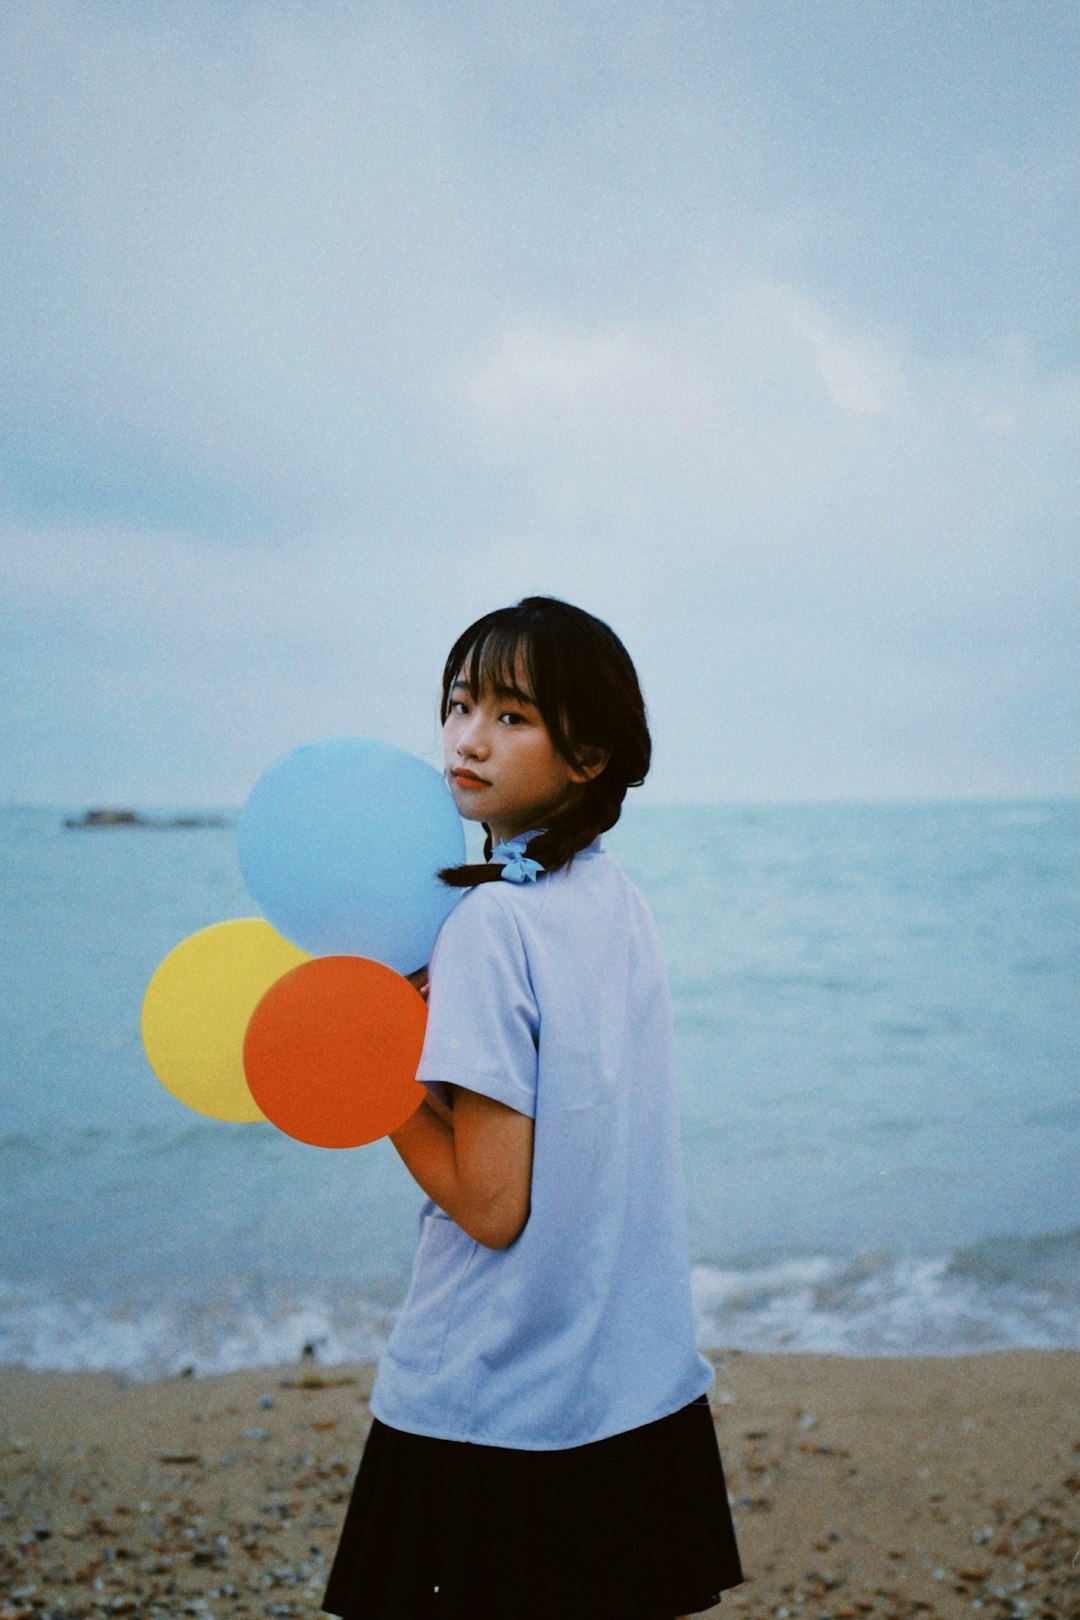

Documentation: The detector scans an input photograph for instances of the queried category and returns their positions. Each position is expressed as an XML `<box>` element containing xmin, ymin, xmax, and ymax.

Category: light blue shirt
<box><xmin>370</xmin><ymin>839</ymin><xmax>712</xmax><ymax>1450</ymax></box>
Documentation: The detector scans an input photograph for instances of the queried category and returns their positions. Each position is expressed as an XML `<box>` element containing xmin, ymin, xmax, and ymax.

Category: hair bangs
<box><xmin>462</xmin><ymin>623</ymin><xmax>537</xmax><ymax>706</ymax></box>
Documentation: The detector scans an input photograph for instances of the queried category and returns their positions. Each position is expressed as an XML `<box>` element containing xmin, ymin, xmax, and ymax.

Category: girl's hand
<box><xmin>406</xmin><ymin>965</ymin><xmax>430</xmax><ymax>1001</ymax></box>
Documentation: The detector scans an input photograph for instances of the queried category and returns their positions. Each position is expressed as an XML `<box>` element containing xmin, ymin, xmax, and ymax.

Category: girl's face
<box><xmin>443</xmin><ymin>663</ymin><xmax>593</xmax><ymax>847</ymax></box>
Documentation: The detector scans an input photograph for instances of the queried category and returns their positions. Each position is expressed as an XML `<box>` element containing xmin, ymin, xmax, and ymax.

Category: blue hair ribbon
<box><xmin>491</xmin><ymin>832</ymin><xmax>545</xmax><ymax>884</ymax></box>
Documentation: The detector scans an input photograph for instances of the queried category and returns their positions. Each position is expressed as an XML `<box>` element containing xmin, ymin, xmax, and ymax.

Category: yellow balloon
<box><xmin>141</xmin><ymin>919</ymin><xmax>310</xmax><ymax>1122</ymax></box>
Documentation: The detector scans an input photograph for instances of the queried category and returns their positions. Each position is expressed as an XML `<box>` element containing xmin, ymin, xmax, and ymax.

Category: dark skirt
<box><xmin>322</xmin><ymin>1395</ymin><xmax>743</xmax><ymax>1619</ymax></box>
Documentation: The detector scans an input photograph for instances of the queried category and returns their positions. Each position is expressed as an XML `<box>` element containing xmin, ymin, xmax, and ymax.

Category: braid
<box><xmin>526</xmin><ymin>772</ymin><xmax>625</xmax><ymax>875</ymax></box>
<box><xmin>438</xmin><ymin>848</ymin><xmax>505</xmax><ymax>887</ymax></box>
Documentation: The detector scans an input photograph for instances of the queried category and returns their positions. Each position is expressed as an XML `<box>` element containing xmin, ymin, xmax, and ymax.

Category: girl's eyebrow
<box><xmin>450</xmin><ymin>677</ymin><xmax>537</xmax><ymax>707</ymax></box>
<box><xmin>492</xmin><ymin>682</ymin><xmax>538</xmax><ymax>707</ymax></box>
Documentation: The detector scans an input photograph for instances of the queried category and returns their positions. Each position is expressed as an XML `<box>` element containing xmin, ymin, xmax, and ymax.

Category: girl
<box><xmin>323</xmin><ymin>597</ymin><xmax>743</xmax><ymax>1619</ymax></box>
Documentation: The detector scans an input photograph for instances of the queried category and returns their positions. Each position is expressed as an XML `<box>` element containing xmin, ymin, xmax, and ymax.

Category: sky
<box><xmin>1</xmin><ymin>0</ymin><xmax>1076</xmax><ymax>806</ymax></box>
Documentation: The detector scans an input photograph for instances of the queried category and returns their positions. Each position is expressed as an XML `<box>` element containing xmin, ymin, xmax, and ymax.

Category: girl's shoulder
<box><xmin>432</xmin><ymin>871</ymin><xmax>530</xmax><ymax>954</ymax></box>
<box><xmin>435</xmin><ymin>846</ymin><xmax>617</xmax><ymax>930</ymax></box>
<box><xmin>445</xmin><ymin>847</ymin><xmax>644</xmax><ymax>933</ymax></box>
<box><xmin>430</xmin><ymin>850</ymin><xmax>662</xmax><ymax>997</ymax></box>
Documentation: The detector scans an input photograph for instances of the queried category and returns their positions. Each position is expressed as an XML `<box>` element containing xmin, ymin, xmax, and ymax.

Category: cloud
<box><xmin>445</xmin><ymin>285</ymin><xmax>1077</xmax><ymax>801</ymax></box>
<box><xmin>775</xmin><ymin>286</ymin><xmax>904</xmax><ymax>417</ymax></box>
<box><xmin>453</xmin><ymin>277</ymin><xmax>1070</xmax><ymax>564</ymax></box>
<box><xmin>0</xmin><ymin>2</ymin><xmax>1074</xmax><ymax>802</ymax></box>
<box><xmin>0</xmin><ymin>3</ymin><xmax>488</xmax><ymax>537</ymax></box>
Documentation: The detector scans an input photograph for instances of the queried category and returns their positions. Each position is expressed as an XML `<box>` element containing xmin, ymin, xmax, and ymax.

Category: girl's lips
<box><xmin>451</xmin><ymin>769</ymin><xmax>488</xmax><ymax>790</ymax></box>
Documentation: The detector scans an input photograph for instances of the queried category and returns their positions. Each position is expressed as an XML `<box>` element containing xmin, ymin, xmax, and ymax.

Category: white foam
<box><xmin>2</xmin><ymin>1239</ymin><xmax>1076</xmax><ymax>1378</ymax></box>
<box><xmin>691</xmin><ymin>1250</ymin><xmax>1078</xmax><ymax>1355</ymax></box>
<box><xmin>0</xmin><ymin>1280</ymin><xmax>395</xmax><ymax>1380</ymax></box>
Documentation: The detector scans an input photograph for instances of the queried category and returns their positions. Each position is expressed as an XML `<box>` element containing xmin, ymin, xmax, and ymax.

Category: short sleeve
<box><xmin>416</xmin><ymin>886</ymin><xmax>539</xmax><ymax>1119</ymax></box>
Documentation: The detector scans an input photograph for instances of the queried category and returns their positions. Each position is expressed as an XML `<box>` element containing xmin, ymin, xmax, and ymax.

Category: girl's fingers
<box><xmin>406</xmin><ymin>965</ymin><xmax>430</xmax><ymax>1000</ymax></box>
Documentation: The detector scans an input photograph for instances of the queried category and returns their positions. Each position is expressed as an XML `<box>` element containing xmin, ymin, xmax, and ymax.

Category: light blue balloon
<box><xmin>237</xmin><ymin>737</ymin><xmax>466</xmax><ymax>972</ymax></box>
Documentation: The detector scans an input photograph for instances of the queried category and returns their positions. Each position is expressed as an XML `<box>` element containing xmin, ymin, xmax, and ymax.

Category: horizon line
<box><xmin>3</xmin><ymin>791</ymin><xmax>1077</xmax><ymax>816</ymax></box>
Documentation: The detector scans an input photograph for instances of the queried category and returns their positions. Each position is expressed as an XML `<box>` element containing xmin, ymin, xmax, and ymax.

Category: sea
<box><xmin>0</xmin><ymin>799</ymin><xmax>1076</xmax><ymax>1380</ymax></box>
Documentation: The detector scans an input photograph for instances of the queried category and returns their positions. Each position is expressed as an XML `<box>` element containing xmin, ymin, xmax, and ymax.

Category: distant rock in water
<box><xmin>64</xmin><ymin>808</ymin><xmax>228</xmax><ymax>830</ymax></box>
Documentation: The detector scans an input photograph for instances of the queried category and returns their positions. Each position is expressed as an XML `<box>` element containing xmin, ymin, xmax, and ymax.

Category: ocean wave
<box><xmin>2</xmin><ymin>1233</ymin><xmax>1076</xmax><ymax>1378</ymax></box>
<box><xmin>692</xmin><ymin>1238</ymin><xmax>1078</xmax><ymax>1356</ymax></box>
<box><xmin>0</xmin><ymin>1280</ymin><xmax>395</xmax><ymax>1381</ymax></box>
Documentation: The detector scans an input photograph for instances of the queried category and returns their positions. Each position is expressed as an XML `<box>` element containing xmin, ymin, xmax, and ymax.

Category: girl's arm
<box><xmin>422</xmin><ymin>1090</ymin><xmax>455</xmax><ymax>1127</ymax></box>
<box><xmin>390</xmin><ymin>1087</ymin><xmax>534</xmax><ymax>1250</ymax></box>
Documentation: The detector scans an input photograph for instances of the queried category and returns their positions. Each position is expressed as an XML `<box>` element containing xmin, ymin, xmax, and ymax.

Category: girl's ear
<box><xmin>569</xmin><ymin>746</ymin><xmax>610</xmax><ymax>784</ymax></box>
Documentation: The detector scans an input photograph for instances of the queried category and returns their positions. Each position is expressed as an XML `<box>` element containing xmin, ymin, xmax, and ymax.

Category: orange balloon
<box><xmin>243</xmin><ymin>956</ymin><xmax>427</xmax><ymax>1149</ymax></box>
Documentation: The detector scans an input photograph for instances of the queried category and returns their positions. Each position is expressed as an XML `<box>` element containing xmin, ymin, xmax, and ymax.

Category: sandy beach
<box><xmin>1</xmin><ymin>1350</ymin><xmax>1076</xmax><ymax>1618</ymax></box>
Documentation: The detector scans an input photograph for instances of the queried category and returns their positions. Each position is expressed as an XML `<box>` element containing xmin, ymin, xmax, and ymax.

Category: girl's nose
<box><xmin>457</xmin><ymin>715</ymin><xmax>489</xmax><ymax>758</ymax></box>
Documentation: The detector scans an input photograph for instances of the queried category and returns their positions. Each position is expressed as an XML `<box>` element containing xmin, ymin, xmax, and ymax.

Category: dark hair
<box><xmin>439</xmin><ymin>596</ymin><xmax>651</xmax><ymax>887</ymax></box>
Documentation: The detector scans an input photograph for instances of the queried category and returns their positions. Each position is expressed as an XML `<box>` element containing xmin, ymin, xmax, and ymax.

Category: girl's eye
<box><xmin>450</xmin><ymin>699</ymin><xmax>470</xmax><ymax>715</ymax></box>
<box><xmin>499</xmin><ymin>711</ymin><xmax>526</xmax><ymax>725</ymax></box>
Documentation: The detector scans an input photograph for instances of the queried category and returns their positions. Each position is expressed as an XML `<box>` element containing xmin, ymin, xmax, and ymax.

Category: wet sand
<box><xmin>1</xmin><ymin>1350</ymin><xmax>1076</xmax><ymax>1618</ymax></box>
